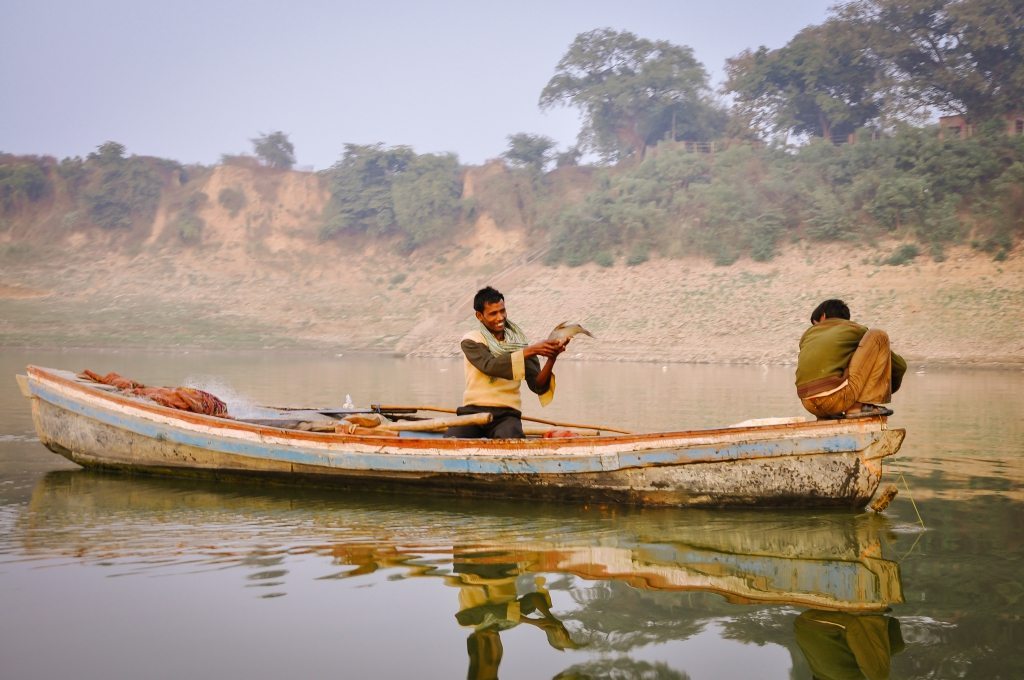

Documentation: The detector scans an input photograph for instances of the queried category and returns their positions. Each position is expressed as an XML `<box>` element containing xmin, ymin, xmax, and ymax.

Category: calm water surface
<box><xmin>1</xmin><ymin>348</ymin><xmax>1021</xmax><ymax>679</ymax></box>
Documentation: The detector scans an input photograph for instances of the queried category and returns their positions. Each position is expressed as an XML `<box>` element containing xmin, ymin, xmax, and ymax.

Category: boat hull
<box><xmin>22</xmin><ymin>366</ymin><xmax>905</xmax><ymax>508</ymax></box>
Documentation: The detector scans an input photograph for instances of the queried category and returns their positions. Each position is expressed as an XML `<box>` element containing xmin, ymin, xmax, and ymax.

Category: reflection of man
<box><xmin>794</xmin><ymin>610</ymin><xmax>905</xmax><ymax>680</ymax></box>
<box><xmin>448</xmin><ymin>557</ymin><xmax>578</xmax><ymax>680</ymax></box>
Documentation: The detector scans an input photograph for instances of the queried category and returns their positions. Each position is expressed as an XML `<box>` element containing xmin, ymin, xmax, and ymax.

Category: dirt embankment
<box><xmin>0</xmin><ymin>163</ymin><xmax>1021</xmax><ymax>366</ymax></box>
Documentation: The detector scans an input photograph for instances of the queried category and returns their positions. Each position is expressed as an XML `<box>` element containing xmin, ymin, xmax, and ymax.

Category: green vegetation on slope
<box><xmin>541</xmin><ymin>128</ymin><xmax>1024</xmax><ymax>266</ymax></box>
<box><xmin>319</xmin><ymin>143</ymin><xmax>464</xmax><ymax>251</ymax></box>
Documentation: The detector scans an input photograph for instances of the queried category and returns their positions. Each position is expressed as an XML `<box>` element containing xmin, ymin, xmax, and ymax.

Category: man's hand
<box><xmin>528</xmin><ymin>338</ymin><xmax>565</xmax><ymax>394</ymax></box>
<box><xmin>524</xmin><ymin>339</ymin><xmax>567</xmax><ymax>358</ymax></box>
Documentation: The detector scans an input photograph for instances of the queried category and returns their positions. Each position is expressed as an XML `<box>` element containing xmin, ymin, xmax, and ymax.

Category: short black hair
<box><xmin>473</xmin><ymin>286</ymin><xmax>504</xmax><ymax>312</ymax></box>
<box><xmin>810</xmin><ymin>299</ymin><xmax>850</xmax><ymax>323</ymax></box>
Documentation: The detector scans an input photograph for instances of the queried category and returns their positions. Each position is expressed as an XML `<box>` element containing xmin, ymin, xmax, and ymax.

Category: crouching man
<box><xmin>796</xmin><ymin>299</ymin><xmax>907</xmax><ymax>419</ymax></box>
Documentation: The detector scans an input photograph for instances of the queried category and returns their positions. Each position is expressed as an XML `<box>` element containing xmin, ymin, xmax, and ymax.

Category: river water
<box><xmin>1</xmin><ymin>348</ymin><xmax>1021</xmax><ymax>679</ymax></box>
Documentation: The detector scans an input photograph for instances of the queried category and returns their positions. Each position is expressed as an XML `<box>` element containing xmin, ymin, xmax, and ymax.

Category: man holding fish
<box><xmin>446</xmin><ymin>286</ymin><xmax>592</xmax><ymax>439</ymax></box>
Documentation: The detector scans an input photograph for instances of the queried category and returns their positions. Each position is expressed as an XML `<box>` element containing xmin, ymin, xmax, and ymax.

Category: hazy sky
<box><xmin>1</xmin><ymin>0</ymin><xmax>836</xmax><ymax>170</ymax></box>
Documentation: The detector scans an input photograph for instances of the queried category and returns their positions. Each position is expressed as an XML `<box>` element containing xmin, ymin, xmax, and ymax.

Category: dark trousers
<box><xmin>445</xmin><ymin>405</ymin><xmax>525</xmax><ymax>439</ymax></box>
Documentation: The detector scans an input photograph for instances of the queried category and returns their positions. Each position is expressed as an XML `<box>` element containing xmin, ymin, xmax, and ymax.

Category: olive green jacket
<box><xmin>795</xmin><ymin>318</ymin><xmax>907</xmax><ymax>398</ymax></box>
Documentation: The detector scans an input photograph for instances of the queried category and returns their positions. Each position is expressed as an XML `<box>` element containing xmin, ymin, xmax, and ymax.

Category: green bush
<box><xmin>566</xmin><ymin>250</ymin><xmax>588</xmax><ymax>267</ymax></box>
<box><xmin>538</xmin><ymin>128</ymin><xmax>1023</xmax><ymax>266</ymax></box>
<box><xmin>883</xmin><ymin>243</ymin><xmax>920</xmax><ymax>266</ymax></box>
<box><xmin>0</xmin><ymin>160</ymin><xmax>51</xmax><ymax>212</ymax></box>
<box><xmin>713</xmin><ymin>248</ymin><xmax>739</xmax><ymax>266</ymax></box>
<box><xmin>175</xmin><ymin>191</ymin><xmax>208</xmax><ymax>243</ymax></box>
<box><xmin>320</xmin><ymin>143</ymin><xmax>412</xmax><ymax>240</ymax></box>
<box><xmin>626</xmin><ymin>245</ymin><xmax>649</xmax><ymax>266</ymax></box>
<box><xmin>57</xmin><ymin>157</ymin><xmax>87</xmax><ymax>195</ymax></box>
<box><xmin>82</xmin><ymin>147</ymin><xmax>166</xmax><ymax>230</ymax></box>
<box><xmin>321</xmin><ymin>144</ymin><xmax>462</xmax><ymax>248</ymax></box>
<box><xmin>176</xmin><ymin>214</ymin><xmax>204</xmax><ymax>242</ymax></box>
<box><xmin>217</xmin><ymin>187</ymin><xmax>247</xmax><ymax>216</ymax></box>
<box><xmin>392</xmin><ymin>153</ymin><xmax>463</xmax><ymax>246</ymax></box>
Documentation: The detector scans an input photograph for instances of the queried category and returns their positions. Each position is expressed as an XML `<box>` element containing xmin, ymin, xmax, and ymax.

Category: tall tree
<box><xmin>88</xmin><ymin>141</ymin><xmax>127</xmax><ymax>166</ymax></box>
<box><xmin>540</xmin><ymin>29</ymin><xmax>721</xmax><ymax>162</ymax></box>
<box><xmin>321</xmin><ymin>143</ymin><xmax>462</xmax><ymax>247</ymax></box>
<box><xmin>82</xmin><ymin>142</ymin><xmax>163</xmax><ymax>230</ymax></box>
<box><xmin>503</xmin><ymin>133</ymin><xmax>557</xmax><ymax>174</ymax></box>
<box><xmin>251</xmin><ymin>131</ymin><xmax>295</xmax><ymax>170</ymax></box>
<box><xmin>840</xmin><ymin>0</ymin><xmax>1024</xmax><ymax>120</ymax></box>
<box><xmin>392</xmin><ymin>153</ymin><xmax>463</xmax><ymax>246</ymax></box>
<box><xmin>321</xmin><ymin>143</ymin><xmax>414</xmax><ymax>237</ymax></box>
<box><xmin>724</xmin><ymin>20</ymin><xmax>887</xmax><ymax>141</ymax></box>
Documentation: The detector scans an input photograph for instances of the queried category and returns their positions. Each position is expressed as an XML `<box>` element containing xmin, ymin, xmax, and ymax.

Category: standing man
<box><xmin>796</xmin><ymin>299</ymin><xmax>907</xmax><ymax>419</ymax></box>
<box><xmin>446</xmin><ymin>286</ymin><xmax>567</xmax><ymax>439</ymax></box>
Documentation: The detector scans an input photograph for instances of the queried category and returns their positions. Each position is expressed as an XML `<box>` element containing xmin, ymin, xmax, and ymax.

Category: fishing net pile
<box><xmin>79</xmin><ymin>369</ymin><xmax>229</xmax><ymax>417</ymax></box>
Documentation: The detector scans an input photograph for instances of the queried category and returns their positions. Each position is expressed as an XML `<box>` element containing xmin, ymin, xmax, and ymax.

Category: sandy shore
<box><xmin>1</xmin><ymin>239</ymin><xmax>1020</xmax><ymax>368</ymax></box>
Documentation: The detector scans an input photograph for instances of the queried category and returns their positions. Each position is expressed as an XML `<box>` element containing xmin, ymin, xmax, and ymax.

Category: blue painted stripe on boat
<box><xmin>616</xmin><ymin>432</ymin><xmax>862</xmax><ymax>467</ymax></box>
<box><xmin>31</xmin><ymin>380</ymin><xmax>872</xmax><ymax>476</ymax></box>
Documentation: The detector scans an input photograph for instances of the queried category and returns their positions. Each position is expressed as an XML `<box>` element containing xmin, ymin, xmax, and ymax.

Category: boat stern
<box><xmin>16</xmin><ymin>373</ymin><xmax>31</xmax><ymax>398</ymax></box>
<box><xmin>865</xmin><ymin>427</ymin><xmax>906</xmax><ymax>465</ymax></box>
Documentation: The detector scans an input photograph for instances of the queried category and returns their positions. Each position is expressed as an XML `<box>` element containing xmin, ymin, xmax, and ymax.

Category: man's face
<box><xmin>476</xmin><ymin>300</ymin><xmax>507</xmax><ymax>338</ymax></box>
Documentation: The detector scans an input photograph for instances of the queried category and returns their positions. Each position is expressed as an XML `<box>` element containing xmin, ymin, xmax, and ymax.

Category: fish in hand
<box><xmin>548</xmin><ymin>322</ymin><xmax>594</xmax><ymax>344</ymax></box>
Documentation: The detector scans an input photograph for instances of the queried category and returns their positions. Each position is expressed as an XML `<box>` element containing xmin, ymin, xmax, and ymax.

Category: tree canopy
<box><xmin>0</xmin><ymin>158</ymin><xmax>50</xmax><ymax>213</ymax></box>
<box><xmin>322</xmin><ymin>143</ymin><xmax>413</xmax><ymax>238</ymax></box>
<box><xmin>251</xmin><ymin>131</ymin><xmax>296</xmax><ymax>170</ymax></box>
<box><xmin>724</xmin><ymin>0</ymin><xmax>1024</xmax><ymax>140</ymax></box>
<box><xmin>81</xmin><ymin>142</ymin><xmax>166</xmax><ymax>230</ymax></box>
<box><xmin>840</xmin><ymin>0</ymin><xmax>1024</xmax><ymax>121</ymax></box>
<box><xmin>540</xmin><ymin>29</ymin><xmax>724</xmax><ymax>162</ymax></box>
<box><xmin>321</xmin><ymin>143</ymin><xmax>463</xmax><ymax>248</ymax></box>
<box><xmin>724</xmin><ymin>20</ymin><xmax>886</xmax><ymax>140</ymax></box>
<box><xmin>392</xmin><ymin>153</ymin><xmax>462</xmax><ymax>247</ymax></box>
<box><xmin>88</xmin><ymin>141</ymin><xmax>127</xmax><ymax>166</ymax></box>
<box><xmin>503</xmin><ymin>133</ymin><xmax>557</xmax><ymax>174</ymax></box>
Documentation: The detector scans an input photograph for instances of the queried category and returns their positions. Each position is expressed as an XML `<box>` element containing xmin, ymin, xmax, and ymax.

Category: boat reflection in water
<box><xmin>22</xmin><ymin>471</ymin><xmax>906</xmax><ymax>678</ymax></box>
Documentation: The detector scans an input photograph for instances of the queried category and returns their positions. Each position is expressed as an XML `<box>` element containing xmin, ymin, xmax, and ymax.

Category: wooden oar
<box><xmin>380</xmin><ymin>412</ymin><xmax>491</xmax><ymax>432</ymax></box>
<box><xmin>371</xmin><ymin>404</ymin><xmax>633</xmax><ymax>435</ymax></box>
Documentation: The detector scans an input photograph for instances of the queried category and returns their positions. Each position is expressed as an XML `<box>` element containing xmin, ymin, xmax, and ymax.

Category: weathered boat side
<box><xmin>21</xmin><ymin>365</ymin><xmax>905</xmax><ymax>508</ymax></box>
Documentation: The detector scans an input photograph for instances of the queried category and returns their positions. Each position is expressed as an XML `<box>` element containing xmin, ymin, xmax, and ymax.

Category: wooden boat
<box><xmin>23</xmin><ymin>471</ymin><xmax>904</xmax><ymax>612</ymax></box>
<box><xmin>17</xmin><ymin>365</ymin><xmax>906</xmax><ymax>509</ymax></box>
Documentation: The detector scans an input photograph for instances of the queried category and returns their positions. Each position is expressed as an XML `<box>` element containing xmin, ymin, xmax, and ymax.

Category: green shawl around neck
<box><xmin>477</xmin><ymin>318</ymin><xmax>528</xmax><ymax>357</ymax></box>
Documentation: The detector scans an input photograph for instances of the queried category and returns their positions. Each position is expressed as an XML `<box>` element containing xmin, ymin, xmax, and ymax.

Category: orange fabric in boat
<box><xmin>79</xmin><ymin>370</ymin><xmax>230</xmax><ymax>417</ymax></box>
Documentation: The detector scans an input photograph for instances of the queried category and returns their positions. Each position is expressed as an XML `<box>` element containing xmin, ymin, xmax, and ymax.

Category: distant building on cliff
<box><xmin>938</xmin><ymin>112</ymin><xmax>1024</xmax><ymax>139</ymax></box>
